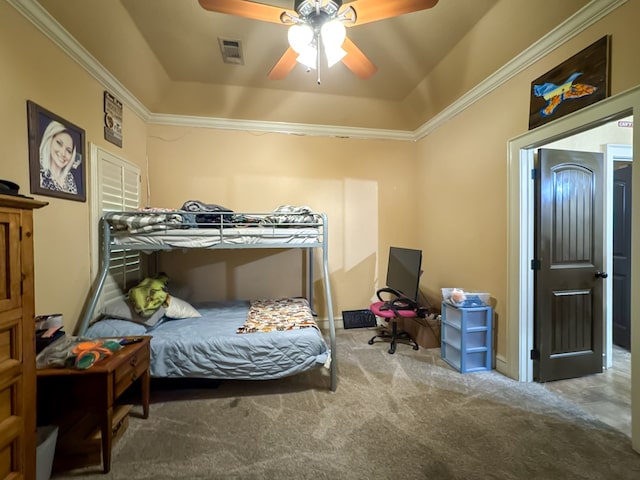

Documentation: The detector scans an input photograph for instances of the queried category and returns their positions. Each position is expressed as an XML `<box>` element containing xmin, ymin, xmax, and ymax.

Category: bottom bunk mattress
<box><xmin>84</xmin><ymin>299</ymin><xmax>330</xmax><ymax>380</ymax></box>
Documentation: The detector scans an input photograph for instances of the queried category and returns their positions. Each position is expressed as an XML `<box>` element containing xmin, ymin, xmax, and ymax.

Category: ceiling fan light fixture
<box><xmin>336</xmin><ymin>5</ymin><xmax>357</xmax><ymax>24</ymax></box>
<box><xmin>321</xmin><ymin>20</ymin><xmax>346</xmax><ymax>68</ymax></box>
<box><xmin>294</xmin><ymin>0</ymin><xmax>315</xmax><ymax>17</ymax></box>
<box><xmin>288</xmin><ymin>24</ymin><xmax>314</xmax><ymax>54</ymax></box>
<box><xmin>319</xmin><ymin>0</ymin><xmax>342</xmax><ymax>17</ymax></box>
<box><xmin>325</xmin><ymin>46</ymin><xmax>346</xmax><ymax>67</ymax></box>
<box><xmin>320</xmin><ymin>19</ymin><xmax>346</xmax><ymax>47</ymax></box>
<box><xmin>294</xmin><ymin>0</ymin><xmax>343</xmax><ymax>18</ymax></box>
<box><xmin>296</xmin><ymin>46</ymin><xmax>317</xmax><ymax>70</ymax></box>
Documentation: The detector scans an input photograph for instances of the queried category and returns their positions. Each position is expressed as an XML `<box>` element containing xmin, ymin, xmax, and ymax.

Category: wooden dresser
<box><xmin>0</xmin><ymin>193</ymin><xmax>47</xmax><ymax>480</ymax></box>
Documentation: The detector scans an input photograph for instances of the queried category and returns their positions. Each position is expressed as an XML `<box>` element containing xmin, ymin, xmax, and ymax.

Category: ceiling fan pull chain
<box><xmin>317</xmin><ymin>39</ymin><xmax>322</xmax><ymax>84</ymax></box>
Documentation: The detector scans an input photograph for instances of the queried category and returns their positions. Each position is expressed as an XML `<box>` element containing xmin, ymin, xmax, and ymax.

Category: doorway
<box><xmin>506</xmin><ymin>85</ymin><xmax>640</xmax><ymax>451</ymax></box>
<box><xmin>530</xmin><ymin>140</ymin><xmax>631</xmax><ymax>436</ymax></box>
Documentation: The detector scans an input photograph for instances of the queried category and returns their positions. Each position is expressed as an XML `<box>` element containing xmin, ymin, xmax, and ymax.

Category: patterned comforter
<box><xmin>237</xmin><ymin>297</ymin><xmax>318</xmax><ymax>333</ymax></box>
<box><xmin>108</xmin><ymin>210</ymin><xmax>184</xmax><ymax>234</ymax></box>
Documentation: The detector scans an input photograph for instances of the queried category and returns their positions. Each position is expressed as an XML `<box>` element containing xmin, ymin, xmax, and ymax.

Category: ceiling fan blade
<box><xmin>347</xmin><ymin>0</ymin><xmax>439</xmax><ymax>26</ymax></box>
<box><xmin>198</xmin><ymin>0</ymin><xmax>293</xmax><ymax>24</ymax></box>
<box><xmin>341</xmin><ymin>37</ymin><xmax>377</xmax><ymax>79</ymax></box>
<box><xmin>268</xmin><ymin>47</ymin><xmax>299</xmax><ymax>80</ymax></box>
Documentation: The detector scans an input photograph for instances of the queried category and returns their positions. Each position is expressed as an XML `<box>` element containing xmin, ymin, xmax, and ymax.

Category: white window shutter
<box><xmin>90</xmin><ymin>145</ymin><xmax>141</xmax><ymax>313</ymax></box>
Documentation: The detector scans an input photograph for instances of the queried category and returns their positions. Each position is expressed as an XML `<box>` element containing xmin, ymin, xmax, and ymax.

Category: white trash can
<box><xmin>36</xmin><ymin>426</ymin><xmax>58</xmax><ymax>480</ymax></box>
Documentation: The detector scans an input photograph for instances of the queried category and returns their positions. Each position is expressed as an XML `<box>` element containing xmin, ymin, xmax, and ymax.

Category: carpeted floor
<box><xmin>52</xmin><ymin>328</ymin><xmax>640</xmax><ymax>480</ymax></box>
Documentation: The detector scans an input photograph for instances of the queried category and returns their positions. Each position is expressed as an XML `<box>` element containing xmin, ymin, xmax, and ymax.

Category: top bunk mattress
<box><xmin>111</xmin><ymin>226</ymin><xmax>322</xmax><ymax>248</ymax></box>
<box><xmin>105</xmin><ymin>206</ymin><xmax>325</xmax><ymax>249</ymax></box>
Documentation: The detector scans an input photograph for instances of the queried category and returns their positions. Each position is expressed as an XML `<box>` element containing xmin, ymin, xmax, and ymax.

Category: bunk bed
<box><xmin>76</xmin><ymin>208</ymin><xmax>337</xmax><ymax>391</ymax></box>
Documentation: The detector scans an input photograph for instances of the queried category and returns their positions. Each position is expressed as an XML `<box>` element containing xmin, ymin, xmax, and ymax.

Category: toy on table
<box><xmin>71</xmin><ymin>340</ymin><xmax>122</xmax><ymax>369</ymax></box>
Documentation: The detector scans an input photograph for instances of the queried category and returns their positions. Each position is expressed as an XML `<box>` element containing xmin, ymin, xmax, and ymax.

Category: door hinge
<box><xmin>531</xmin><ymin>259</ymin><xmax>541</xmax><ymax>270</ymax></box>
<box><xmin>530</xmin><ymin>349</ymin><xmax>540</xmax><ymax>360</ymax></box>
<box><xmin>19</xmin><ymin>226</ymin><xmax>22</xmax><ymax>241</ymax></box>
<box><xmin>531</xmin><ymin>168</ymin><xmax>538</xmax><ymax>180</ymax></box>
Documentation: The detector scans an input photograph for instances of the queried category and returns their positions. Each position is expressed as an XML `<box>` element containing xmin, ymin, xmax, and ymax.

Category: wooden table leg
<box><xmin>141</xmin><ymin>368</ymin><xmax>150</xmax><ymax>419</ymax></box>
<box><xmin>102</xmin><ymin>406</ymin><xmax>113</xmax><ymax>473</ymax></box>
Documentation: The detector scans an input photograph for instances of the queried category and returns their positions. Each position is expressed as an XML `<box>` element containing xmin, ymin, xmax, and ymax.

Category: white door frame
<box><xmin>506</xmin><ymin>85</ymin><xmax>640</xmax><ymax>450</ymax></box>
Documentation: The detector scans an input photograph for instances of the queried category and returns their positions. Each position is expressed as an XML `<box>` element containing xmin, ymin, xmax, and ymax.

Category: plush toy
<box><xmin>450</xmin><ymin>288</ymin><xmax>467</xmax><ymax>305</ymax></box>
<box><xmin>128</xmin><ymin>273</ymin><xmax>169</xmax><ymax>317</ymax></box>
<box><xmin>71</xmin><ymin>339</ymin><xmax>122</xmax><ymax>369</ymax></box>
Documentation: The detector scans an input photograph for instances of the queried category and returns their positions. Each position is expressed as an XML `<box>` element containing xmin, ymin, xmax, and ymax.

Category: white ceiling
<box><xmin>35</xmin><ymin>0</ymin><xmax>499</xmax><ymax>102</ymax></box>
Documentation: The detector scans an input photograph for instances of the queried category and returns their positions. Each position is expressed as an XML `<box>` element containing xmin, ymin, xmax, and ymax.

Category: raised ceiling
<box><xmin>39</xmin><ymin>0</ymin><xmax>497</xmax><ymax>98</ymax></box>
<box><xmin>29</xmin><ymin>0</ymin><xmax>592</xmax><ymax>130</ymax></box>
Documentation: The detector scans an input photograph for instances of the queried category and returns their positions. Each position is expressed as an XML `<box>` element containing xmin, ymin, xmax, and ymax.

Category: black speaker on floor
<box><xmin>342</xmin><ymin>309</ymin><xmax>377</xmax><ymax>329</ymax></box>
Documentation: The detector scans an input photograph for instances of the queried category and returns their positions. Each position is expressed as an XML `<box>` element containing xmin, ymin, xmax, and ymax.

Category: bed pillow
<box><xmin>100</xmin><ymin>297</ymin><xmax>166</xmax><ymax>328</ymax></box>
<box><xmin>165</xmin><ymin>295</ymin><xmax>201</xmax><ymax>319</ymax></box>
<box><xmin>86</xmin><ymin>319</ymin><xmax>147</xmax><ymax>338</ymax></box>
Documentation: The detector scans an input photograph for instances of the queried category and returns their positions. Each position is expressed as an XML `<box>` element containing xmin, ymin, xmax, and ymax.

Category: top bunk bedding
<box><xmin>105</xmin><ymin>204</ymin><xmax>326</xmax><ymax>249</ymax></box>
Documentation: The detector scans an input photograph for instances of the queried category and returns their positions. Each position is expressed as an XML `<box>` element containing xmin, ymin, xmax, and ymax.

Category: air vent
<box><xmin>218</xmin><ymin>38</ymin><xmax>244</xmax><ymax>65</ymax></box>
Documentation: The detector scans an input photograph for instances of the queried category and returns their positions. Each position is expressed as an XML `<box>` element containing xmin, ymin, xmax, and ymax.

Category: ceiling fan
<box><xmin>198</xmin><ymin>0</ymin><xmax>439</xmax><ymax>83</ymax></box>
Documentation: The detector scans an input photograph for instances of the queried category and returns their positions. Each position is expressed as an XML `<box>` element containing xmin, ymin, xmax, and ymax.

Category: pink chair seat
<box><xmin>370</xmin><ymin>301</ymin><xmax>419</xmax><ymax>319</ymax></box>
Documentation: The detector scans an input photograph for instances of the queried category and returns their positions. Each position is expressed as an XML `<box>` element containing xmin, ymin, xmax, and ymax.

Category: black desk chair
<box><xmin>368</xmin><ymin>288</ymin><xmax>421</xmax><ymax>354</ymax></box>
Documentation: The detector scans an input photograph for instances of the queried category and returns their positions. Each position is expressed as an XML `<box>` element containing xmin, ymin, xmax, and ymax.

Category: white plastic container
<box><xmin>441</xmin><ymin>288</ymin><xmax>490</xmax><ymax>307</ymax></box>
<box><xmin>36</xmin><ymin>425</ymin><xmax>58</xmax><ymax>480</ymax></box>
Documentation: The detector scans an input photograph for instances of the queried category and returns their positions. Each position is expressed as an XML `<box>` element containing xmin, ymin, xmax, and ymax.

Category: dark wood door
<box><xmin>613</xmin><ymin>164</ymin><xmax>632</xmax><ymax>350</ymax></box>
<box><xmin>534</xmin><ymin>148</ymin><xmax>605</xmax><ymax>382</ymax></box>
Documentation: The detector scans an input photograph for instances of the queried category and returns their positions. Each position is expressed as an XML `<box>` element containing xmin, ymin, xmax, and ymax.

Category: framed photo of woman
<box><xmin>27</xmin><ymin>100</ymin><xmax>86</xmax><ymax>202</ymax></box>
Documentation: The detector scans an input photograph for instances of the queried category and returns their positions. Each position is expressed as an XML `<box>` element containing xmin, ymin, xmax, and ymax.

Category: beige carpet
<box><xmin>52</xmin><ymin>328</ymin><xmax>640</xmax><ymax>479</ymax></box>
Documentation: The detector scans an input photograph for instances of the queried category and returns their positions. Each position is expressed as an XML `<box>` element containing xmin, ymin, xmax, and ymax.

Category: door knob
<box><xmin>595</xmin><ymin>271</ymin><xmax>608</xmax><ymax>279</ymax></box>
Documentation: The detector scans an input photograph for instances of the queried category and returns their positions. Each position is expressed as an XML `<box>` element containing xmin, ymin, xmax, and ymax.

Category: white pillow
<box><xmin>100</xmin><ymin>297</ymin><xmax>165</xmax><ymax>328</ymax></box>
<box><xmin>165</xmin><ymin>296</ymin><xmax>201</xmax><ymax>319</ymax></box>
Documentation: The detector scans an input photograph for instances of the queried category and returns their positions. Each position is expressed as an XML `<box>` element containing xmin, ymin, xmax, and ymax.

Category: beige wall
<box><xmin>0</xmin><ymin>1</ymin><xmax>148</xmax><ymax>333</ymax></box>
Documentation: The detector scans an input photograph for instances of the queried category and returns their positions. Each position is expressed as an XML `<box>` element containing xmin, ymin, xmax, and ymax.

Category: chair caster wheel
<box><xmin>368</xmin><ymin>339</ymin><xmax>374</xmax><ymax>345</ymax></box>
<box><xmin>388</xmin><ymin>346</ymin><xmax>396</xmax><ymax>354</ymax></box>
<box><xmin>413</xmin><ymin>345</ymin><xmax>419</xmax><ymax>350</ymax></box>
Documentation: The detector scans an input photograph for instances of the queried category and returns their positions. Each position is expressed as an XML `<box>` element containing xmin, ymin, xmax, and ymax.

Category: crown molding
<box><xmin>148</xmin><ymin>113</ymin><xmax>414</xmax><ymax>141</ymax></box>
<box><xmin>7</xmin><ymin>0</ymin><xmax>626</xmax><ymax>142</ymax></box>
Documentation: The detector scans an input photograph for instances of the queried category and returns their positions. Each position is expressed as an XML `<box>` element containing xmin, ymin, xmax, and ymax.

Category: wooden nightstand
<box><xmin>37</xmin><ymin>336</ymin><xmax>151</xmax><ymax>473</ymax></box>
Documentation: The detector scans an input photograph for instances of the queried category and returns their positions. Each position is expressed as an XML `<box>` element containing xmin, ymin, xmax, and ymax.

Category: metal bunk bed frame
<box><xmin>77</xmin><ymin>211</ymin><xmax>337</xmax><ymax>391</ymax></box>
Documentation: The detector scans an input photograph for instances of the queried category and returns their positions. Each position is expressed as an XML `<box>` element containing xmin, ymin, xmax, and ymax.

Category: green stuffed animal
<box><xmin>128</xmin><ymin>273</ymin><xmax>169</xmax><ymax>318</ymax></box>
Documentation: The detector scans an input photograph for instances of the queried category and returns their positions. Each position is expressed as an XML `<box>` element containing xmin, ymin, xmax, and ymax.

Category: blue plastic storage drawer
<box><xmin>441</xmin><ymin>302</ymin><xmax>492</xmax><ymax>373</ymax></box>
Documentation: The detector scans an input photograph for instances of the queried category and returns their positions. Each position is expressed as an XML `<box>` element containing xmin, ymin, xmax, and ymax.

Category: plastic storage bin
<box><xmin>441</xmin><ymin>302</ymin><xmax>492</xmax><ymax>373</ymax></box>
<box><xmin>37</xmin><ymin>425</ymin><xmax>58</xmax><ymax>480</ymax></box>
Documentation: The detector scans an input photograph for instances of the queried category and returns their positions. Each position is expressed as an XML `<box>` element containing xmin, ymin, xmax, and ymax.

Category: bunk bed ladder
<box><xmin>77</xmin><ymin>217</ymin><xmax>112</xmax><ymax>336</ymax></box>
